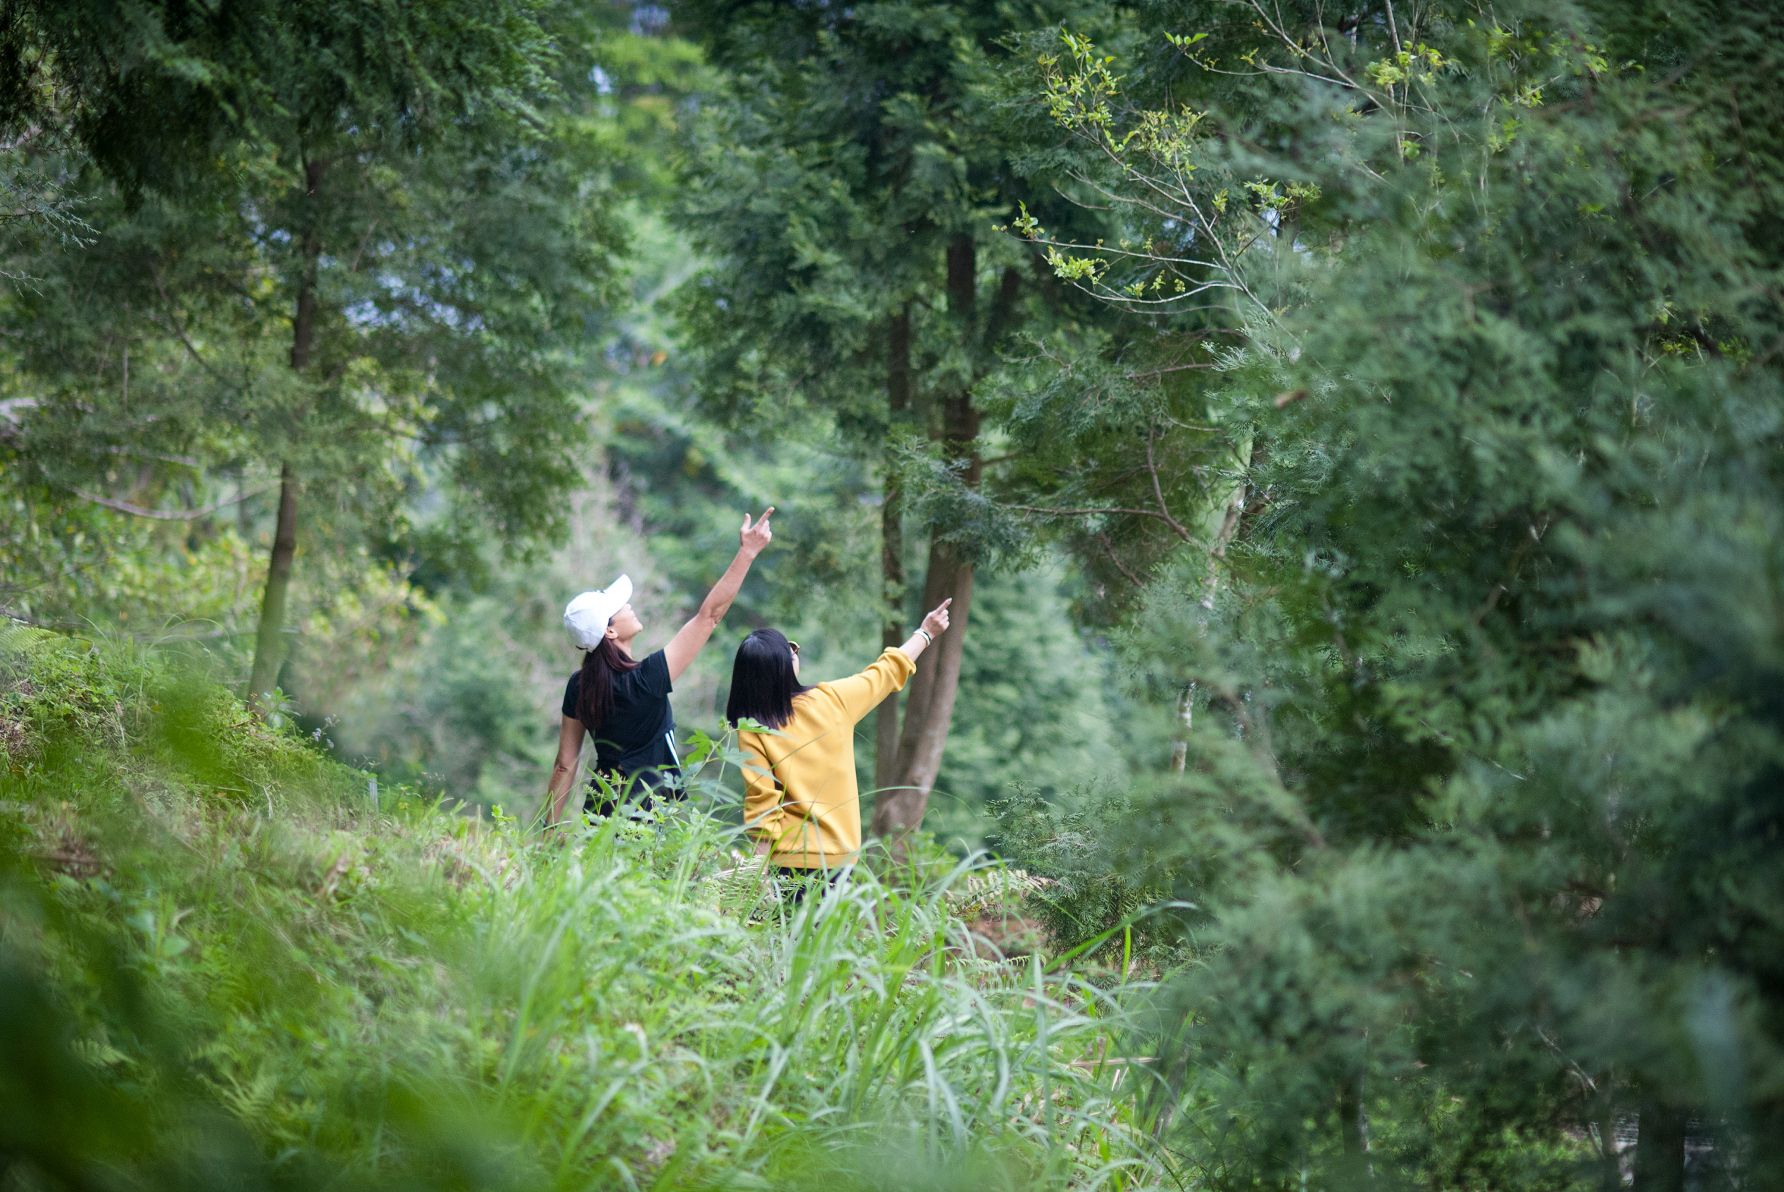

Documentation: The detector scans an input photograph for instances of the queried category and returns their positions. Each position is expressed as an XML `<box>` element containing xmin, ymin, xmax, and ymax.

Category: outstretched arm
<box><xmin>827</xmin><ymin>599</ymin><xmax>953</xmax><ymax>724</ymax></box>
<box><xmin>663</xmin><ymin>507</ymin><xmax>775</xmax><ymax>683</ymax></box>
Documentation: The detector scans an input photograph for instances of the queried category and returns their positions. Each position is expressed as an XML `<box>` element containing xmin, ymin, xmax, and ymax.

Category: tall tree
<box><xmin>672</xmin><ymin>0</ymin><xmax>1117</xmax><ymax>842</ymax></box>
<box><xmin>0</xmin><ymin>0</ymin><xmax>619</xmax><ymax>702</ymax></box>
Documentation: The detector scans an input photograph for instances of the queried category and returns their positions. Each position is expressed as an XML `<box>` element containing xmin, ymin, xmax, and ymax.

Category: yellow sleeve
<box><xmin>824</xmin><ymin>648</ymin><xmax>917</xmax><ymax>726</ymax></box>
<box><xmin>738</xmin><ymin>732</ymin><xmax>786</xmax><ymax>842</ymax></box>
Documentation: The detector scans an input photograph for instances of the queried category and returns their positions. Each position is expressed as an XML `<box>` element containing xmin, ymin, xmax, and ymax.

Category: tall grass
<box><xmin>0</xmin><ymin>624</ymin><xmax>1168</xmax><ymax>1190</ymax></box>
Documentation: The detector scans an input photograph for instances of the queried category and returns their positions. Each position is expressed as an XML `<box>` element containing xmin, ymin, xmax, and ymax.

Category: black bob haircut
<box><xmin>726</xmin><ymin>629</ymin><xmax>812</xmax><ymax>730</ymax></box>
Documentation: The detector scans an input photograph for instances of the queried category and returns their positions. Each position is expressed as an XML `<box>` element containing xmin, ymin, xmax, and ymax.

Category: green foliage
<box><xmin>666</xmin><ymin>0</ymin><xmax>1187</xmax><ymax>844</ymax></box>
<box><xmin>0</xmin><ymin>0</ymin><xmax>622</xmax><ymax>669</ymax></box>
<box><xmin>264</xmin><ymin>200</ymin><xmax>1133</xmax><ymax>843</ymax></box>
<box><xmin>995</xmin><ymin>0</ymin><xmax>1784</xmax><ymax>1186</ymax></box>
<box><xmin>11</xmin><ymin>4</ymin><xmax>1783</xmax><ymax>1185</ymax></box>
<box><xmin>669</xmin><ymin>0</ymin><xmax>1146</xmax><ymax>571</ymax></box>
<box><xmin>0</xmin><ymin>627</ymin><xmax>1162</xmax><ymax>1187</ymax></box>
<box><xmin>990</xmin><ymin>782</ymin><xmax>1176</xmax><ymax>977</ymax></box>
<box><xmin>917</xmin><ymin>564</ymin><xmax>1134</xmax><ymax>850</ymax></box>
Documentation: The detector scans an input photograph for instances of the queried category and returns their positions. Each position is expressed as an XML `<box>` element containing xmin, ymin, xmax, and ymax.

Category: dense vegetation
<box><xmin>4</xmin><ymin>1</ymin><xmax>1780</xmax><ymax>1188</ymax></box>
<box><xmin>1</xmin><ymin>625</ymin><xmax>1148</xmax><ymax>1189</ymax></box>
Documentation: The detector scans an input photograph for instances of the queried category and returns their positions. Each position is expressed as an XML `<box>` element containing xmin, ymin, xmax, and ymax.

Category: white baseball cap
<box><xmin>563</xmin><ymin>574</ymin><xmax>633</xmax><ymax>649</ymax></box>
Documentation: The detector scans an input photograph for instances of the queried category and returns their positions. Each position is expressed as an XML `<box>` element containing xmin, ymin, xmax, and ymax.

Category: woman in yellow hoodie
<box><xmin>726</xmin><ymin>598</ymin><xmax>952</xmax><ymax>882</ymax></box>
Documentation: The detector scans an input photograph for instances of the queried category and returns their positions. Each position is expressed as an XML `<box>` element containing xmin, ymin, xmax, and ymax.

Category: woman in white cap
<box><xmin>546</xmin><ymin>507</ymin><xmax>775</xmax><ymax>824</ymax></box>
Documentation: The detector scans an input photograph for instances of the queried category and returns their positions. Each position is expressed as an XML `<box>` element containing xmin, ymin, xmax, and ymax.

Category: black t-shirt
<box><xmin>562</xmin><ymin>649</ymin><xmax>680</xmax><ymax>791</ymax></box>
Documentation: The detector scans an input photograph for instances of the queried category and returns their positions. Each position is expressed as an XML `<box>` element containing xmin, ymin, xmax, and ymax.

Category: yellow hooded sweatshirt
<box><xmin>738</xmin><ymin>647</ymin><xmax>916</xmax><ymax>869</ymax></box>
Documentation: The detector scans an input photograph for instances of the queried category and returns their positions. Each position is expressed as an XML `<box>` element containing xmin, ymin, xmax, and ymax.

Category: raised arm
<box><xmin>545</xmin><ymin>715</ymin><xmax>586</xmax><ymax>827</ymax></box>
<box><xmin>826</xmin><ymin>599</ymin><xmax>952</xmax><ymax>724</ymax></box>
<box><xmin>662</xmin><ymin>507</ymin><xmax>774</xmax><ymax>683</ymax></box>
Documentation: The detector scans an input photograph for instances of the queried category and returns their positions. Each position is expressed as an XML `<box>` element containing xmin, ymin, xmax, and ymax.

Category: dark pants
<box><xmin>774</xmin><ymin>866</ymin><xmax>843</xmax><ymax>904</ymax></box>
<box><xmin>583</xmin><ymin>769</ymin><xmax>682</xmax><ymax>819</ymax></box>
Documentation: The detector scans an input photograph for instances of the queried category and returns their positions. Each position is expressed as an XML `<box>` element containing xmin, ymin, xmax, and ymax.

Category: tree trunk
<box><xmin>873</xmin><ymin>538</ymin><xmax>974</xmax><ymax>841</ymax></box>
<box><xmin>1632</xmin><ymin>1100</ymin><xmax>1685</xmax><ymax>1192</ymax></box>
<box><xmin>1597</xmin><ymin>1102</ymin><xmax>1627</xmax><ymax>1192</ymax></box>
<box><xmin>870</xmin><ymin>236</ymin><xmax>982</xmax><ymax>845</ymax></box>
<box><xmin>1161</xmin><ymin>433</ymin><xmax>1257</xmax><ymax>767</ymax></box>
<box><xmin>247</xmin><ymin>156</ymin><xmax>323</xmax><ymax>711</ymax></box>
<box><xmin>1169</xmin><ymin>684</ymin><xmax>1194</xmax><ymax>772</ymax></box>
<box><xmin>247</xmin><ymin>462</ymin><xmax>300</xmax><ymax>705</ymax></box>
<box><xmin>874</xmin><ymin>306</ymin><xmax>912</xmax><ymax>795</ymax></box>
<box><xmin>1337</xmin><ymin>1070</ymin><xmax>1370</xmax><ymax>1160</ymax></box>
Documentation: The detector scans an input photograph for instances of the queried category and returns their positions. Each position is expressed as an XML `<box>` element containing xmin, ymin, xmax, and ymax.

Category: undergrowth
<box><xmin>0</xmin><ymin>623</ymin><xmax>1166</xmax><ymax>1190</ymax></box>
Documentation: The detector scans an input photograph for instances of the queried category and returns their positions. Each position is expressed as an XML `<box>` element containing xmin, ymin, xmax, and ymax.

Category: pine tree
<box><xmin>0</xmin><ymin>0</ymin><xmax>620</xmax><ymax>702</ymax></box>
<box><xmin>999</xmin><ymin>1</ymin><xmax>1784</xmax><ymax>1185</ymax></box>
<box><xmin>672</xmin><ymin>0</ymin><xmax>1138</xmax><ymax>841</ymax></box>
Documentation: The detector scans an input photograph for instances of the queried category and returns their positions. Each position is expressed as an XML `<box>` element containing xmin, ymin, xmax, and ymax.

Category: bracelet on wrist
<box><xmin>915</xmin><ymin>628</ymin><xmax>934</xmax><ymax>645</ymax></box>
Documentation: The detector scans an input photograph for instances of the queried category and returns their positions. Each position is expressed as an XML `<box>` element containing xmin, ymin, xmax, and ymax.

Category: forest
<box><xmin>2</xmin><ymin>1</ymin><xmax>1780</xmax><ymax>1188</ymax></box>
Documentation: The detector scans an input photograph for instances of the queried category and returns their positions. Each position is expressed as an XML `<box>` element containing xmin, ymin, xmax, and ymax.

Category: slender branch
<box><xmin>104</xmin><ymin>444</ymin><xmax>205</xmax><ymax>469</ymax></box>
<box><xmin>1470</xmin><ymin>515</ymin><xmax>1552</xmax><ymax>625</ymax></box>
<box><xmin>1145</xmin><ymin>432</ymin><xmax>1192</xmax><ymax>540</ymax></box>
<box><xmin>1053</xmin><ymin>162</ymin><xmax>1277</xmax><ymax>305</ymax></box>
<box><xmin>1006</xmin><ymin>501</ymin><xmax>1194</xmax><ymax>541</ymax></box>
<box><xmin>1251</xmin><ymin>59</ymin><xmax>1356</xmax><ymax>90</ymax></box>
<box><xmin>1244</xmin><ymin>0</ymin><xmax>1367</xmax><ymax>93</ymax></box>
<box><xmin>1022</xmin><ymin>233</ymin><xmax>1225</xmax><ymax>273</ymax></box>
<box><xmin>149</xmin><ymin>267</ymin><xmax>232</xmax><ymax>386</ymax></box>
<box><xmin>1161</xmin><ymin>414</ymin><xmax>1223</xmax><ymax>433</ymax></box>
<box><xmin>69</xmin><ymin>485</ymin><xmax>270</xmax><ymax>521</ymax></box>
<box><xmin>1055</xmin><ymin>273</ymin><xmax>1243</xmax><ymax>311</ymax></box>
<box><xmin>1095</xmin><ymin>531</ymin><xmax>1146</xmax><ymax>587</ymax></box>
<box><xmin>1128</xmin><ymin>362</ymin><xmax>1218</xmax><ymax>378</ymax></box>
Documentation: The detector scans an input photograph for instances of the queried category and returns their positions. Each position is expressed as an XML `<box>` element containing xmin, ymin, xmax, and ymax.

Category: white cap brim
<box><xmin>563</xmin><ymin>574</ymin><xmax>633</xmax><ymax>649</ymax></box>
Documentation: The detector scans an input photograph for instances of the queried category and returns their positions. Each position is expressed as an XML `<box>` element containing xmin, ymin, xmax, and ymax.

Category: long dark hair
<box><xmin>576</xmin><ymin>636</ymin><xmax>640</xmax><ymax>733</ymax></box>
<box><xmin>726</xmin><ymin>629</ymin><xmax>811</xmax><ymax>730</ymax></box>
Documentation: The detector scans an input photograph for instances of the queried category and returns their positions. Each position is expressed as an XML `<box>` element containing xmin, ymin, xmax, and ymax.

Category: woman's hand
<box><xmin>666</xmin><ymin>505</ymin><xmax>776</xmax><ymax>683</ymax></box>
<box><xmin>921</xmin><ymin>597</ymin><xmax>952</xmax><ymax>639</ymax></box>
<box><xmin>740</xmin><ymin>506</ymin><xmax>775</xmax><ymax>556</ymax></box>
<box><xmin>897</xmin><ymin>597</ymin><xmax>953</xmax><ymax>664</ymax></box>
